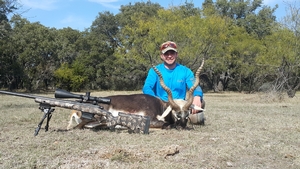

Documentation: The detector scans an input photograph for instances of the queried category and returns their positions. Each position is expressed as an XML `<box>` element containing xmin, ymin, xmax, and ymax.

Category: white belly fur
<box><xmin>108</xmin><ymin>108</ymin><xmax>146</xmax><ymax>117</ymax></box>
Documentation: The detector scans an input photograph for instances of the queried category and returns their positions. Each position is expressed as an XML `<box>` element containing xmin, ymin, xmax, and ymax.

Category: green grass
<box><xmin>0</xmin><ymin>91</ymin><xmax>299</xmax><ymax>169</ymax></box>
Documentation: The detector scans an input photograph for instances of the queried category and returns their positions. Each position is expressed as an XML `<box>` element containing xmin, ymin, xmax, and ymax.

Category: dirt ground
<box><xmin>0</xmin><ymin>91</ymin><xmax>299</xmax><ymax>169</ymax></box>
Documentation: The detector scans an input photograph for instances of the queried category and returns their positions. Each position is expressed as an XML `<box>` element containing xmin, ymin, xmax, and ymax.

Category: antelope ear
<box><xmin>190</xmin><ymin>104</ymin><xmax>204</xmax><ymax>111</ymax></box>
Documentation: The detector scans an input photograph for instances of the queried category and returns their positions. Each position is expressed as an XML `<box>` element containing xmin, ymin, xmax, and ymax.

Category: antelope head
<box><xmin>153</xmin><ymin>58</ymin><xmax>204</xmax><ymax>129</ymax></box>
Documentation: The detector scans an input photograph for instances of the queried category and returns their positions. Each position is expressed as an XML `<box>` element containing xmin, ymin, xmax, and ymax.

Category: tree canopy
<box><xmin>0</xmin><ymin>0</ymin><xmax>299</xmax><ymax>97</ymax></box>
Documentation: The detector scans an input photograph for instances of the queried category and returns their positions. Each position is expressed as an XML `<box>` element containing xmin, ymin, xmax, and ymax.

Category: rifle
<box><xmin>0</xmin><ymin>90</ymin><xmax>150</xmax><ymax>136</ymax></box>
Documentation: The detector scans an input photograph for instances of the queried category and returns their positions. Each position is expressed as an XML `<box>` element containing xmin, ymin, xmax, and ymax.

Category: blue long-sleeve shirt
<box><xmin>142</xmin><ymin>63</ymin><xmax>203</xmax><ymax>102</ymax></box>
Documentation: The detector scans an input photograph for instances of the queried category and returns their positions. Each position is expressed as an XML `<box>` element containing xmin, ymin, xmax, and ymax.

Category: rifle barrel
<box><xmin>0</xmin><ymin>90</ymin><xmax>36</xmax><ymax>99</ymax></box>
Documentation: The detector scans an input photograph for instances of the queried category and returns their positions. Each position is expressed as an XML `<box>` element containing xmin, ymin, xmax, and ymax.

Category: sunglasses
<box><xmin>160</xmin><ymin>42</ymin><xmax>177</xmax><ymax>51</ymax></box>
<box><xmin>163</xmin><ymin>50</ymin><xmax>177</xmax><ymax>56</ymax></box>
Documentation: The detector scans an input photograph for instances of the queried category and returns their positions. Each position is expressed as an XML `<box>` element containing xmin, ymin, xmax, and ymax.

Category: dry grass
<box><xmin>0</xmin><ymin>91</ymin><xmax>299</xmax><ymax>169</ymax></box>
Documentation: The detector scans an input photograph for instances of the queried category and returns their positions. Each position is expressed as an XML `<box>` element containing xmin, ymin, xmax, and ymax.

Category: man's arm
<box><xmin>142</xmin><ymin>68</ymin><xmax>157</xmax><ymax>97</ymax></box>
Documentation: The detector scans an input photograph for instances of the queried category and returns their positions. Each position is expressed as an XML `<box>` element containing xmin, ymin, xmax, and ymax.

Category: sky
<box><xmin>16</xmin><ymin>0</ymin><xmax>295</xmax><ymax>31</ymax></box>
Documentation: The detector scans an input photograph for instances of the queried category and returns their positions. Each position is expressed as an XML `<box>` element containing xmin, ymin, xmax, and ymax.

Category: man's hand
<box><xmin>192</xmin><ymin>96</ymin><xmax>202</xmax><ymax>114</ymax></box>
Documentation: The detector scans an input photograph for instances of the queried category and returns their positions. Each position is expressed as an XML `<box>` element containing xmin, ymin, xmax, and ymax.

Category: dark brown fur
<box><xmin>100</xmin><ymin>94</ymin><xmax>172</xmax><ymax>128</ymax></box>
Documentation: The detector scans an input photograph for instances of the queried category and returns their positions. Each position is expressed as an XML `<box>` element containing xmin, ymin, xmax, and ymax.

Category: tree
<box><xmin>54</xmin><ymin>62</ymin><xmax>87</xmax><ymax>91</ymax></box>
<box><xmin>280</xmin><ymin>1</ymin><xmax>300</xmax><ymax>97</ymax></box>
<box><xmin>0</xmin><ymin>0</ymin><xmax>18</xmax><ymax>38</ymax></box>
<box><xmin>213</xmin><ymin>0</ymin><xmax>277</xmax><ymax>39</ymax></box>
<box><xmin>257</xmin><ymin>1</ymin><xmax>300</xmax><ymax>98</ymax></box>
<box><xmin>9</xmin><ymin>15</ymin><xmax>58</xmax><ymax>91</ymax></box>
<box><xmin>0</xmin><ymin>0</ymin><xmax>19</xmax><ymax>89</ymax></box>
<box><xmin>84</xmin><ymin>11</ymin><xmax>119</xmax><ymax>90</ymax></box>
<box><xmin>91</xmin><ymin>11</ymin><xmax>119</xmax><ymax>49</ymax></box>
<box><xmin>56</xmin><ymin>27</ymin><xmax>83</xmax><ymax>65</ymax></box>
<box><xmin>53</xmin><ymin>28</ymin><xmax>88</xmax><ymax>91</ymax></box>
<box><xmin>224</xmin><ymin>25</ymin><xmax>263</xmax><ymax>92</ymax></box>
<box><xmin>117</xmin><ymin>1</ymin><xmax>162</xmax><ymax>28</ymax></box>
<box><xmin>282</xmin><ymin>1</ymin><xmax>300</xmax><ymax>37</ymax></box>
<box><xmin>0</xmin><ymin>38</ymin><xmax>23</xmax><ymax>90</ymax></box>
<box><xmin>105</xmin><ymin>2</ymin><xmax>163</xmax><ymax>90</ymax></box>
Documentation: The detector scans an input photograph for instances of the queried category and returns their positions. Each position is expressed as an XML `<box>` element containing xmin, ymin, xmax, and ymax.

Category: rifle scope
<box><xmin>55</xmin><ymin>89</ymin><xmax>111</xmax><ymax>104</ymax></box>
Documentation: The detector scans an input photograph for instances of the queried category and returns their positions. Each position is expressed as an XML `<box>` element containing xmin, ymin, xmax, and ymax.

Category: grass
<box><xmin>0</xmin><ymin>91</ymin><xmax>299</xmax><ymax>169</ymax></box>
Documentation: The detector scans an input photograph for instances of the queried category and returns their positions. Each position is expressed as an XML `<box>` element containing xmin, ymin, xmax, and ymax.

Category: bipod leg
<box><xmin>45</xmin><ymin>110</ymin><xmax>53</xmax><ymax>132</ymax></box>
<box><xmin>34</xmin><ymin>104</ymin><xmax>55</xmax><ymax>136</ymax></box>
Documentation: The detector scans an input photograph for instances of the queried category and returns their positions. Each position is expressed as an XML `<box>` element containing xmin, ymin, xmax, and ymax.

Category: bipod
<box><xmin>34</xmin><ymin>103</ymin><xmax>55</xmax><ymax>136</ymax></box>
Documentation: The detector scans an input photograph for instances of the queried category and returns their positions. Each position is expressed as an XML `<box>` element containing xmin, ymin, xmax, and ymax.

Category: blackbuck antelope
<box><xmin>67</xmin><ymin>59</ymin><xmax>205</xmax><ymax>130</ymax></box>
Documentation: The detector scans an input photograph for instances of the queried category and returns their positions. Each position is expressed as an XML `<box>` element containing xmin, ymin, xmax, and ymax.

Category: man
<box><xmin>142</xmin><ymin>41</ymin><xmax>205</xmax><ymax>117</ymax></box>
